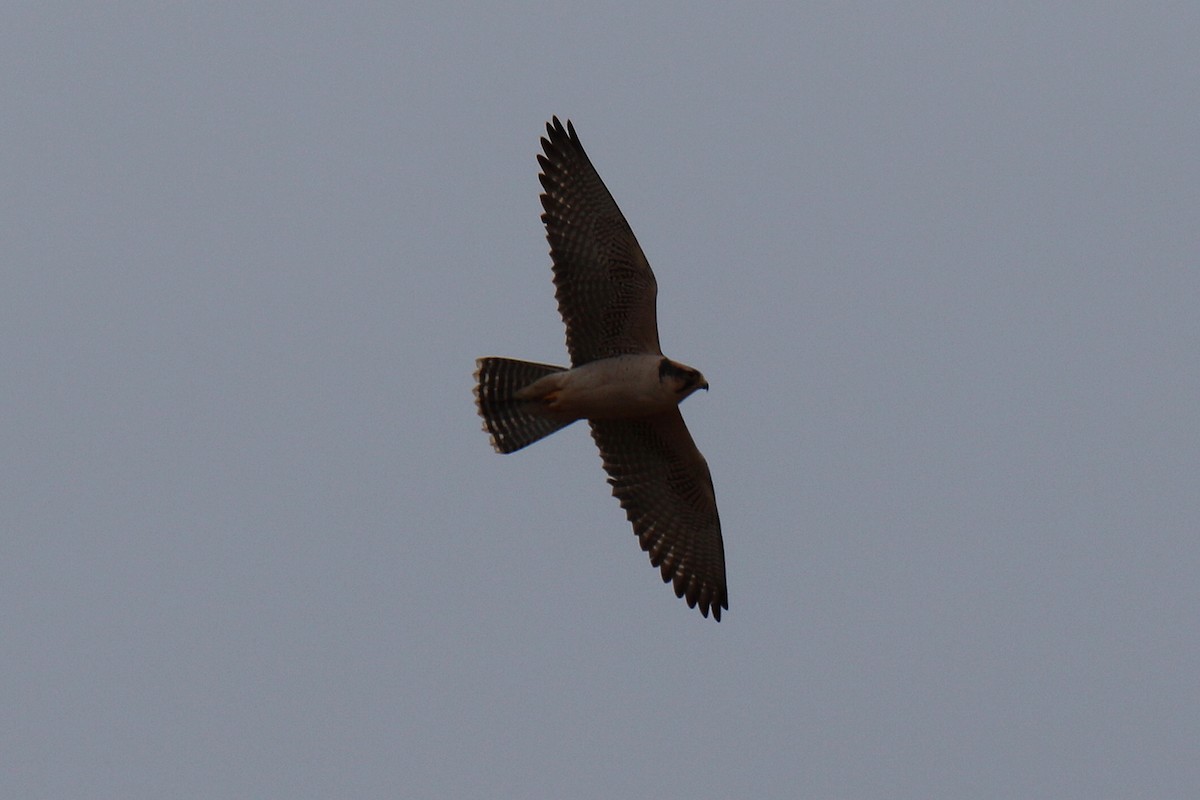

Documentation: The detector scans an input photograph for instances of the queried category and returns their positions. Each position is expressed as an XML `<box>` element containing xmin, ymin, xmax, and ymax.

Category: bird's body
<box><xmin>516</xmin><ymin>354</ymin><xmax>706</xmax><ymax>420</ymax></box>
<box><xmin>474</xmin><ymin>118</ymin><xmax>728</xmax><ymax>620</ymax></box>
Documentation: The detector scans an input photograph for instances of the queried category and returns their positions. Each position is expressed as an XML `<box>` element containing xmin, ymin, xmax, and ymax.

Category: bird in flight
<box><xmin>474</xmin><ymin>117</ymin><xmax>727</xmax><ymax>621</ymax></box>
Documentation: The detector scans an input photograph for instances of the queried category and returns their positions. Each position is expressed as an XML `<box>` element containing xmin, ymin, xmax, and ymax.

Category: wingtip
<box><xmin>674</xmin><ymin>571</ymin><xmax>727</xmax><ymax>622</ymax></box>
<box><xmin>699</xmin><ymin>593</ymin><xmax>727</xmax><ymax>622</ymax></box>
<box><xmin>543</xmin><ymin>116</ymin><xmax>580</xmax><ymax>149</ymax></box>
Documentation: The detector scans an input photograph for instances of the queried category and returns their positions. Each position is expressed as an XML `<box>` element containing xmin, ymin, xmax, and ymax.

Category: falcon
<box><xmin>474</xmin><ymin>117</ymin><xmax>727</xmax><ymax>621</ymax></box>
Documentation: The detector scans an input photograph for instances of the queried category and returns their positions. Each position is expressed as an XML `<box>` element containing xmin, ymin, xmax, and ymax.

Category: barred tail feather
<box><xmin>474</xmin><ymin>357</ymin><xmax>574</xmax><ymax>453</ymax></box>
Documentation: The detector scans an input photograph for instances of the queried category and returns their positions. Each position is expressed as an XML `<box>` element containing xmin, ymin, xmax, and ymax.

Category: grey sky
<box><xmin>4</xmin><ymin>4</ymin><xmax>1198</xmax><ymax>798</ymax></box>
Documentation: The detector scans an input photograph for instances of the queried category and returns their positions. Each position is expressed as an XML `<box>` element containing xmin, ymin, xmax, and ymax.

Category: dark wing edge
<box><xmin>538</xmin><ymin>117</ymin><xmax>661</xmax><ymax>366</ymax></box>
<box><xmin>589</xmin><ymin>411</ymin><xmax>728</xmax><ymax>621</ymax></box>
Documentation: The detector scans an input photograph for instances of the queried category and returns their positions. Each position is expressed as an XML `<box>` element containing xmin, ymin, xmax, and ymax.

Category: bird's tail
<box><xmin>474</xmin><ymin>357</ymin><xmax>574</xmax><ymax>453</ymax></box>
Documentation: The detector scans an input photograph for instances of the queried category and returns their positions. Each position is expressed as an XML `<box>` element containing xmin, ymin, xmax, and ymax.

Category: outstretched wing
<box><xmin>589</xmin><ymin>411</ymin><xmax>728</xmax><ymax>620</ymax></box>
<box><xmin>539</xmin><ymin>117</ymin><xmax>661</xmax><ymax>366</ymax></box>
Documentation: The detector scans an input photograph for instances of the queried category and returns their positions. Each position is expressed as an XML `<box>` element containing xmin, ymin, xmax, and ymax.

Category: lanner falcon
<box><xmin>474</xmin><ymin>117</ymin><xmax>728</xmax><ymax>621</ymax></box>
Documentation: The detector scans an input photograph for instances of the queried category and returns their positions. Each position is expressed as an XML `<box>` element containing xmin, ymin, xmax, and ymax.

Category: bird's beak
<box><xmin>700</xmin><ymin>380</ymin><xmax>709</xmax><ymax>391</ymax></box>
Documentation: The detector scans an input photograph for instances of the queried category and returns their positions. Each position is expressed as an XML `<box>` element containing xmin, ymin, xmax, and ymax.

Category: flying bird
<box><xmin>474</xmin><ymin>117</ymin><xmax>727</xmax><ymax>620</ymax></box>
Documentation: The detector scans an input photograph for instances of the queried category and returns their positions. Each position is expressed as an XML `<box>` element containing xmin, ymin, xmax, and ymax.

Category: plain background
<box><xmin>4</xmin><ymin>4</ymin><xmax>1198</xmax><ymax>798</ymax></box>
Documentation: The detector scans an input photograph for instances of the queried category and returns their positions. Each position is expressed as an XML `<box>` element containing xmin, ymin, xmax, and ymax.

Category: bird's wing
<box><xmin>539</xmin><ymin>117</ymin><xmax>661</xmax><ymax>366</ymax></box>
<box><xmin>589</xmin><ymin>411</ymin><xmax>728</xmax><ymax>620</ymax></box>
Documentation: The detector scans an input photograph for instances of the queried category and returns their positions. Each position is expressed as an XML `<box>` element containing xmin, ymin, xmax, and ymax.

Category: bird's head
<box><xmin>659</xmin><ymin>358</ymin><xmax>708</xmax><ymax>401</ymax></box>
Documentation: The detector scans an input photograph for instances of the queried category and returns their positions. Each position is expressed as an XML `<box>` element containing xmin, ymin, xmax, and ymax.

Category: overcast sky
<box><xmin>4</xmin><ymin>4</ymin><xmax>1198</xmax><ymax>798</ymax></box>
